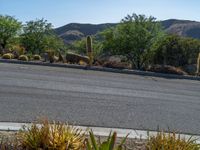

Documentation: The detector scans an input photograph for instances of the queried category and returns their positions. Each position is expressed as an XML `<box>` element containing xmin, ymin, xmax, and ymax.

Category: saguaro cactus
<box><xmin>86</xmin><ymin>36</ymin><xmax>93</xmax><ymax>66</ymax></box>
<box><xmin>197</xmin><ymin>52</ymin><xmax>200</xmax><ymax>75</ymax></box>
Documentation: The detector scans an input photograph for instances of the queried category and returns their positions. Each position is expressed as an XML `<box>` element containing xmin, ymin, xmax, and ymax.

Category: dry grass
<box><xmin>146</xmin><ymin>131</ymin><xmax>200</xmax><ymax>150</ymax></box>
<box><xmin>17</xmin><ymin>120</ymin><xmax>86</xmax><ymax>150</ymax></box>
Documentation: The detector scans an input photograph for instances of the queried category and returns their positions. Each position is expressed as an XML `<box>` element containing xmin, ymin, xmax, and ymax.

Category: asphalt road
<box><xmin>0</xmin><ymin>63</ymin><xmax>200</xmax><ymax>135</ymax></box>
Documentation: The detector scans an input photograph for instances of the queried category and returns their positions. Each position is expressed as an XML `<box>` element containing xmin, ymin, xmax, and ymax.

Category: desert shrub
<box><xmin>33</xmin><ymin>54</ymin><xmax>42</xmax><ymax>60</ymax></box>
<box><xmin>152</xmin><ymin>35</ymin><xmax>200</xmax><ymax>67</ymax></box>
<box><xmin>146</xmin><ymin>131</ymin><xmax>200</xmax><ymax>150</ymax></box>
<box><xmin>11</xmin><ymin>45</ymin><xmax>25</xmax><ymax>56</ymax></box>
<box><xmin>85</xmin><ymin>131</ymin><xmax>128</xmax><ymax>150</ymax></box>
<box><xmin>2</xmin><ymin>53</ymin><xmax>14</xmax><ymax>59</ymax></box>
<box><xmin>26</xmin><ymin>53</ymin><xmax>33</xmax><ymax>60</ymax></box>
<box><xmin>17</xmin><ymin>120</ymin><xmax>85</xmax><ymax>150</ymax></box>
<box><xmin>46</xmin><ymin>50</ymin><xmax>55</xmax><ymax>63</ymax></box>
<box><xmin>18</xmin><ymin>55</ymin><xmax>29</xmax><ymax>61</ymax></box>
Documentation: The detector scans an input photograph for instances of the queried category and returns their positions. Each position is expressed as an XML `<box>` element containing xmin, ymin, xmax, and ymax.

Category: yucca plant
<box><xmin>48</xmin><ymin>122</ymin><xmax>85</xmax><ymax>150</ymax></box>
<box><xmin>17</xmin><ymin>120</ymin><xmax>85</xmax><ymax>150</ymax></box>
<box><xmin>146</xmin><ymin>131</ymin><xmax>200</xmax><ymax>150</ymax></box>
<box><xmin>85</xmin><ymin>131</ymin><xmax>128</xmax><ymax>150</ymax></box>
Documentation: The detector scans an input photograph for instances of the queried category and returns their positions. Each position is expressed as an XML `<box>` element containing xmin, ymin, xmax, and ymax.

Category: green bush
<box><xmin>18</xmin><ymin>55</ymin><xmax>29</xmax><ymax>61</ymax></box>
<box><xmin>2</xmin><ymin>53</ymin><xmax>14</xmax><ymax>59</ymax></box>
<box><xmin>33</xmin><ymin>54</ymin><xmax>42</xmax><ymax>60</ymax></box>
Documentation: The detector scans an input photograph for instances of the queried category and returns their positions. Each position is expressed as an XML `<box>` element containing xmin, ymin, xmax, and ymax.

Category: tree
<box><xmin>21</xmin><ymin>19</ymin><xmax>64</xmax><ymax>54</ymax></box>
<box><xmin>72</xmin><ymin>37</ymin><xmax>103</xmax><ymax>59</ymax></box>
<box><xmin>0</xmin><ymin>15</ymin><xmax>22</xmax><ymax>50</ymax></box>
<box><xmin>152</xmin><ymin>35</ymin><xmax>200</xmax><ymax>66</ymax></box>
<box><xmin>101</xmin><ymin>13</ymin><xmax>164</xmax><ymax>69</ymax></box>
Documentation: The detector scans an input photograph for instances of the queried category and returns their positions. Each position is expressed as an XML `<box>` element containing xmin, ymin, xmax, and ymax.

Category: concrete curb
<box><xmin>0</xmin><ymin>59</ymin><xmax>200</xmax><ymax>81</ymax></box>
<box><xmin>0</xmin><ymin>122</ymin><xmax>200</xmax><ymax>143</ymax></box>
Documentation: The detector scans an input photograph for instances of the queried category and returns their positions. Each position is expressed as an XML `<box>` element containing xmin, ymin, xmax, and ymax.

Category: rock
<box><xmin>95</xmin><ymin>55</ymin><xmax>131</xmax><ymax>69</ymax></box>
<box><xmin>182</xmin><ymin>64</ymin><xmax>197</xmax><ymax>75</ymax></box>
<box><xmin>42</xmin><ymin>53</ymin><xmax>48</xmax><ymax>62</ymax></box>
<box><xmin>147</xmin><ymin>65</ymin><xmax>188</xmax><ymax>75</ymax></box>
<box><xmin>66</xmin><ymin>52</ymin><xmax>89</xmax><ymax>64</ymax></box>
<box><xmin>97</xmin><ymin>55</ymin><xmax>126</xmax><ymax>63</ymax></box>
<box><xmin>103</xmin><ymin>61</ymin><xmax>132</xmax><ymax>69</ymax></box>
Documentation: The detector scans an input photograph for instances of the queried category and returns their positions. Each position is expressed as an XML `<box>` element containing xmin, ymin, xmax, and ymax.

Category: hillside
<box><xmin>55</xmin><ymin>23</ymin><xmax>116</xmax><ymax>44</ymax></box>
<box><xmin>55</xmin><ymin>19</ymin><xmax>200</xmax><ymax>44</ymax></box>
<box><xmin>161</xmin><ymin>19</ymin><xmax>200</xmax><ymax>38</ymax></box>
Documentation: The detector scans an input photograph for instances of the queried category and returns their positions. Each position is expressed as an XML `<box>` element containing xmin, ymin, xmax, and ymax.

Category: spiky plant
<box><xmin>18</xmin><ymin>55</ymin><xmax>29</xmax><ymax>61</ymax></box>
<box><xmin>33</xmin><ymin>54</ymin><xmax>42</xmax><ymax>60</ymax></box>
<box><xmin>86</xmin><ymin>36</ymin><xmax>93</xmax><ymax>66</ymax></box>
<box><xmin>17</xmin><ymin>120</ymin><xmax>85</xmax><ymax>150</ymax></box>
<box><xmin>2</xmin><ymin>53</ymin><xmax>14</xmax><ymax>59</ymax></box>
<box><xmin>146</xmin><ymin>131</ymin><xmax>200</xmax><ymax>150</ymax></box>
<box><xmin>86</xmin><ymin>131</ymin><xmax>128</xmax><ymax>150</ymax></box>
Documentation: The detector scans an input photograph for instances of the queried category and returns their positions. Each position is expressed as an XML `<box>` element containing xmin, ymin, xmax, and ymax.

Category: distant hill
<box><xmin>55</xmin><ymin>19</ymin><xmax>200</xmax><ymax>44</ymax></box>
<box><xmin>55</xmin><ymin>23</ymin><xmax>116</xmax><ymax>44</ymax></box>
<box><xmin>161</xmin><ymin>19</ymin><xmax>200</xmax><ymax>39</ymax></box>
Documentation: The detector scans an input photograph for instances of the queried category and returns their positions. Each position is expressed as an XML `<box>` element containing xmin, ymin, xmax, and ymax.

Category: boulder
<box><xmin>147</xmin><ymin>65</ymin><xmax>188</xmax><ymax>75</ymax></box>
<box><xmin>182</xmin><ymin>64</ymin><xmax>197</xmax><ymax>75</ymax></box>
<box><xmin>66</xmin><ymin>52</ymin><xmax>89</xmax><ymax>64</ymax></box>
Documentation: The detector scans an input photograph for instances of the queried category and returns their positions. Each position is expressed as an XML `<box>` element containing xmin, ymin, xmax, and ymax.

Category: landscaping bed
<box><xmin>0</xmin><ymin>131</ymin><xmax>146</xmax><ymax>150</ymax></box>
<box><xmin>0</xmin><ymin>121</ymin><xmax>199</xmax><ymax>150</ymax></box>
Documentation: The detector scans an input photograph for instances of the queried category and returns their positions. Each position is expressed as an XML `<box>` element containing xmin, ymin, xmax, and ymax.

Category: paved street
<box><xmin>0</xmin><ymin>63</ymin><xmax>200</xmax><ymax>135</ymax></box>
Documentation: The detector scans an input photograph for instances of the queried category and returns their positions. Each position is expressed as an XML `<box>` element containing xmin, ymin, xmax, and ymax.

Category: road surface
<box><xmin>0</xmin><ymin>63</ymin><xmax>200</xmax><ymax>135</ymax></box>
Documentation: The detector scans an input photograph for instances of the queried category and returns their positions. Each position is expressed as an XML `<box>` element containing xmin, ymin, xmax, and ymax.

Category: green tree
<box><xmin>0</xmin><ymin>15</ymin><xmax>22</xmax><ymax>50</ymax></box>
<box><xmin>43</xmin><ymin>34</ymin><xmax>65</xmax><ymax>53</ymax></box>
<box><xmin>21</xmin><ymin>19</ymin><xmax>64</xmax><ymax>54</ymax></box>
<box><xmin>153</xmin><ymin>35</ymin><xmax>200</xmax><ymax>66</ymax></box>
<box><xmin>101</xmin><ymin>13</ymin><xmax>164</xmax><ymax>69</ymax></box>
<box><xmin>72</xmin><ymin>37</ymin><xmax>103</xmax><ymax>59</ymax></box>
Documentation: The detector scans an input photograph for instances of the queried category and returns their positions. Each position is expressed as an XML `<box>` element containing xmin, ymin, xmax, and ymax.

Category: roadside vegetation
<box><xmin>0</xmin><ymin>120</ymin><xmax>199</xmax><ymax>150</ymax></box>
<box><xmin>0</xmin><ymin>13</ymin><xmax>200</xmax><ymax>75</ymax></box>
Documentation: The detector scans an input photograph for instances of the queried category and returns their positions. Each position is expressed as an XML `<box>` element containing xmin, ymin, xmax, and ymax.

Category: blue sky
<box><xmin>0</xmin><ymin>0</ymin><xmax>200</xmax><ymax>28</ymax></box>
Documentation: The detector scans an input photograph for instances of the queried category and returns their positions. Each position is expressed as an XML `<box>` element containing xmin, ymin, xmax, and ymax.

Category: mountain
<box><xmin>55</xmin><ymin>19</ymin><xmax>200</xmax><ymax>44</ymax></box>
<box><xmin>54</xmin><ymin>23</ymin><xmax>116</xmax><ymax>44</ymax></box>
<box><xmin>161</xmin><ymin>19</ymin><xmax>200</xmax><ymax>39</ymax></box>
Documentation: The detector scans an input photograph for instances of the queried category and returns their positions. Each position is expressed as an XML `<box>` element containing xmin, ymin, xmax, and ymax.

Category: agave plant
<box><xmin>85</xmin><ymin>131</ymin><xmax>128</xmax><ymax>150</ymax></box>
